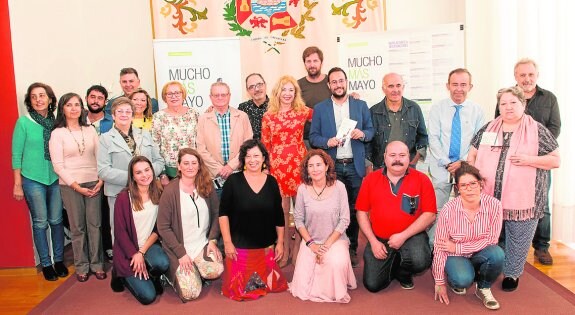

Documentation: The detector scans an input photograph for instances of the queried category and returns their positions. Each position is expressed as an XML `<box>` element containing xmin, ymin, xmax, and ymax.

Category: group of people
<box><xmin>12</xmin><ymin>46</ymin><xmax>560</xmax><ymax>310</ymax></box>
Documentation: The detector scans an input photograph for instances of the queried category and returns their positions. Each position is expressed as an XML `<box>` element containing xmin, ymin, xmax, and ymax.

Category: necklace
<box><xmin>67</xmin><ymin>126</ymin><xmax>85</xmax><ymax>155</ymax></box>
<box><xmin>311</xmin><ymin>183</ymin><xmax>327</xmax><ymax>199</ymax></box>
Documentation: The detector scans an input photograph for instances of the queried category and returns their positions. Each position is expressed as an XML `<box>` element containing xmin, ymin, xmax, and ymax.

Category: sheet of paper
<box><xmin>336</xmin><ymin>118</ymin><xmax>357</xmax><ymax>147</ymax></box>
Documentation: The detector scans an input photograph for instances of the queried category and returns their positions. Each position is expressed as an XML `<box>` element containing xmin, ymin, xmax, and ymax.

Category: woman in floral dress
<box><xmin>261</xmin><ymin>75</ymin><xmax>312</xmax><ymax>267</ymax></box>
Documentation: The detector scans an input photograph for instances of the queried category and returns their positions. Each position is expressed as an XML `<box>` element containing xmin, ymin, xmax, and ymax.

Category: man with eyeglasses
<box><xmin>426</xmin><ymin>69</ymin><xmax>485</xmax><ymax>248</ymax></box>
<box><xmin>105</xmin><ymin>67</ymin><xmax>159</xmax><ymax>116</ymax></box>
<box><xmin>367</xmin><ymin>73</ymin><xmax>428</xmax><ymax>170</ymax></box>
<box><xmin>238</xmin><ymin>73</ymin><xmax>268</xmax><ymax>140</ymax></box>
<box><xmin>197</xmin><ymin>81</ymin><xmax>253</xmax><ymax>194</ymax></box>
<box><xmin>357</xmin><ymin>141</ymin><xmax>436</xmax><ymax>292</ymax></box>
<box><xmin>310</xmin><ymin>67</ymin><xmax>374</xmax><ymax>268</ymax></box>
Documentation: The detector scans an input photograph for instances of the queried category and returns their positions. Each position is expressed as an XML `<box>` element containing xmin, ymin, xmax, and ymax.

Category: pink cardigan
<box><xmin>196</xmin><ymin>107</ymin><xmax>253</xmax><ymax>177</ymax></box>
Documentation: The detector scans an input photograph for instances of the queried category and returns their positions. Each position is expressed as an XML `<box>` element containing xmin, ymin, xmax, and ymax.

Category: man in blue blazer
<box><xmin>310</xmin><ymin>67</ymin><xmax>374</xmax><ymax>267</ymax></box>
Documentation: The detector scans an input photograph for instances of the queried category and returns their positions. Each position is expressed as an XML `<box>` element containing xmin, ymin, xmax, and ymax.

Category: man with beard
<box><xmin>357</xmin><ymin>141</ymin><xmax>436</xmax><ymax>292</ymax></box>
<box><xmin>298</xmin><ymin>47</ymin><xmax>332</xmax><ymax>148</ymax></box>
<box><xmin>368</xmin><ymin>73</ymin><xmax>428</xmax><ymax>170</ymax></box>
<box><xmin>85</xmin><ymin>85</ymin><xmax>114</xmax><ymax>260</ymax></box>
<box><xmin>494</xmin><ymin>58</ymin><xmax>561</xmax><ymax>265</ymax></box>
<box><xmin>86</xmin><ymin>85</ymin><xmax>113</xmax><ymax>135</ymax></box>
<box><xmin>310</xmin><ymin>67</ymin><xmax>374</xmax><ymax>267</ymax></box>
<box><xmin>105</xmin><ymin>67</ymin><xmax>159</xmax><ymax>115</ymax></box>
<box><xmin>238</xmin><ymin>73</ymin><xmax>268</xmax><ymax>140</ymax></box>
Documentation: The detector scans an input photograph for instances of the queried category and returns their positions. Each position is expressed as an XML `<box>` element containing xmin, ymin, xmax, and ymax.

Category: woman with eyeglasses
<box><xmin>152</xmin><ymin>81</ymin><xmax>199</xmax><ymax>183</ymax></box>
<box><xmin>49</xmin><ymin>93</ymin><xmax>105</xmax><ymax>282</ymax></box>
<box><xmin>467</xmin><ymin>86</ymin><xmax>559</xmax><ymax>292</ymax></box>
<box><xmin>129</xmin><ymin>88</ymin><xmax>154</xmax><ymax>130</ymax></box>
<box><xmin>98</xmin><ymin>97</ymin><xmax>164</xmax><ymax>257</ymax></box>
<box><xmin>432</xmin><ymin>162</ymin><xmax>503</xmax><ymax>310</ymax></box>
<box><xmin>261</xmin><ymin>75</ymin><xmax>312</xmax><ymax>268</ymax></box>
<box><xmin>157</xmin><ymin>148</ymin><xmax>223</xmax><ymax>302</ymax></box>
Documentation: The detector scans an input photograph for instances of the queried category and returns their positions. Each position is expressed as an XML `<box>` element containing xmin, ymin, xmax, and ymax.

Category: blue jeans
<box><xmin>532</xmin><ymin>173</ymin><xmax>552</xmax><ymax>250</ymax></box>
<box><xmin>123</xmin><ymin>244</ymin><xmax>169</xmax><ymax>305</ymax></box>
<box><xmin>335</xmin><ymin>161</ymin><xmax>362</xmax><ymax>252</ymax></box>
<box><xmin>445</xmin><ymin>245</ymin><xmax>504</xmax><ymax>289</ymax></box>
<box><xmin>22</xmin><ymin>176</ymin><xmax>65</xmax><ymax>267</ymax></box>
<box><xmin>363</xmin><ymin>232</ymin><xmax>431</xmax><ymax>292</ymax></box>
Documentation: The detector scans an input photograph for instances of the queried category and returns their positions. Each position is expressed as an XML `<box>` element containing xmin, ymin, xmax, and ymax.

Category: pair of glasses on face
<box><xmin>458</xmin><ymin>181</ymin><xmax>480</xmax><ymax>190</ymax></box>
<box><xmin>247</xmin><ymin>82</ymin><xmax>264</xmax><ymax>91</ymax></box>
<box><xmin>166</xmin><ymin>91</ymin><xmax>183</xmax><ymax>98</ymax></box>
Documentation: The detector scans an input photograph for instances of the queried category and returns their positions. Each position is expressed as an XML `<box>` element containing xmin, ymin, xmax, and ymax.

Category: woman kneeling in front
<box><xmin>157</xmin><ymin>148</ymin><xmax>223</xmax><ymax>302</ymax></box>
<box><xmin>432</xmin><ymin>162</ymin><xmax>504</xmax><ymax>310</ymax></box>
<box><xmin>290</xmin><ymin>149</ymin><xmax>357</xmax><ymax>303</ymax></box>
<box><xmin>111</xmin><ymin>156</ymin><xmax>169</xmax><ymax>305</ymax></box>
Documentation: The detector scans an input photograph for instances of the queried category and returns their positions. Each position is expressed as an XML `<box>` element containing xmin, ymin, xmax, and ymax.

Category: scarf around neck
<box><xmin>29</xmin><ymin>110</ymin><xmax>55</xmax><ymax>161</ymax></box>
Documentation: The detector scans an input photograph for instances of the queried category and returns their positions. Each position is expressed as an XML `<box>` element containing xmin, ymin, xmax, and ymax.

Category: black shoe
<box><xmin>397</xmin><ymin>275</ymin><xmax>415</xmax><ymax>290</ymax></box>
<box><xmin>110</xmin><ymin>268</ymin><xmax>125</xmax><ymax>292</ymax></box>
<box><xmin>502</xmin><ymin>276</ymin><xmax>519</xmax><ymax>292</ymax></box>
<box><xmin>152</xmin><ymin>276</ymin><xmax>164</xmax><ymax>295</ymax></box>
<box><xmin>42</xmin><ymin>266</ymin><xmax>58</xmax><ymax>281</ymax></box>
<box><xmin>54</xmin><ymin>261</ymin><xmax>69</xmax><ymax>277</ymax></box>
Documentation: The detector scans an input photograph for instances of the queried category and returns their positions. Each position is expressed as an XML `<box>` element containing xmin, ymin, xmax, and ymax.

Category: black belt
<box><xmin>335</xmin><ymin>158</ymin><xmax>354</xmax><ymax>164</ymax></box>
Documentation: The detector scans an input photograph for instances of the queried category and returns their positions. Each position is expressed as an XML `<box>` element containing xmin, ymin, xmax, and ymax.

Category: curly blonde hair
<box><xmin>267</xmin><ymin>75</ymin><xmax>307</xmax><ymax>114</ymax></box>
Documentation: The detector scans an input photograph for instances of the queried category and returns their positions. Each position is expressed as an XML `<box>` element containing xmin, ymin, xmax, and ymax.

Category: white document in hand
<box><xmin>336</xmin><ymin>118</ymin><xmax>357</xmax><ymax>147</ymax></box>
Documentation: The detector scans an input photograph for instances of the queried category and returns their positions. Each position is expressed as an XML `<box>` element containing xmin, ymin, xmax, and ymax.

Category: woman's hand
<box><xmin>274</xmin><ymin>242</ymin><xmax>284</xmax><ymax>262</ymax></box>
<box><xmin>435</xmin><ymin>238</ymin><xmax>456</xmax><ymax>253</ymax></box>
<box><xmin>317</xmin><ymin>243</ymin><xmax>331</xmax><ymax>255</ymax></box>
<box><xmin>224</xmin><ymin>241</ymin><xmax>238</xmax><ymax>261</ymax></box>
<box><xmin>434</xmin><ymin>284</ymin><xmax>450</xmax><ymax>305</ymax></box>
<box><xmin>509</xmin><ymin>154</ymin><xmax>532</xmax><ymax>166</ymax></box>
<box><xmin>159</xmin><ymin>174</ymin><xmax>170</xmax><ymax>187</ymax></box>
<box><xmin>207</xmin><ymin>240</ymin><xmax>222</xmax><ymax>262</ymax></box>
<box><xmin>13</xmin><ymin>184</ymin><xmax>24</xmax><ymax>201</ymax></box>
<box><xmin>87</xmin><ymin>180</ymin><xmax>103</xmax><ymax>198</ymax></box>
<box><xmin>178</xmin><ymin>254</ymin><xmax>194</xmax><ymax>275</ymax></box>
<box><xmin>76</xmin><ymin>186</ymin><xmax>93</xmax><ymax>197</ymax></box>
<box><xmin>130</xmin><ymin>251</ymin><xmax>148</xmax><ymax>280</ymax></box>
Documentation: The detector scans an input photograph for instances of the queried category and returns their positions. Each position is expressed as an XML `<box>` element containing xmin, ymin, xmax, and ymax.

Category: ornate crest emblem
<box><xmin>224</xmin><ymin>0</ymin><xmax>318</xmax><ymax>53</ymax></box>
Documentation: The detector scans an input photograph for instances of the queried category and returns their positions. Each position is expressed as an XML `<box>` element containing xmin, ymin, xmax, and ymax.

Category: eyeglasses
<box><xmin>166</xmin><ymin>91</ymin><xmax>183</xmax><ymax>98</ymax></box>
<box><xmin>211</xmin><ymin>93</ymin><xmax>229</xmax><ymax>98</ymax></box>
<box><xmin>458</xmin><ymin>181</ymin><xmax>480</xmax><ymax>190</ymax></box>
<box><xmin>247</xmin><ymin>82</ymin><xmax>264</xmax><ymax>91</ymax></box>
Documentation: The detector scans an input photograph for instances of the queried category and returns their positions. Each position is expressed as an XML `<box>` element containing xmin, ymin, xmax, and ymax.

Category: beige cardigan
<box><xmin>196</xmin><ymin>107</ymin><xmax>253</xmax><ymax>177</ymax></box>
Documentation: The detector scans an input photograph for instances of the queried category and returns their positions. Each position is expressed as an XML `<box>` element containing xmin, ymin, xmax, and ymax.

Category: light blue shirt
<box><xmin>428</xmin><ymin>98</ymin><xmax>485</xmax><ymax>169</ymax></box>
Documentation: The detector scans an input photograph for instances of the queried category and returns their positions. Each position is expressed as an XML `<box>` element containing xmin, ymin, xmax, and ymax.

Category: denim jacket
<box><xmin>367</xmin><ymin>97</ymin><xmax>428</xmax><ymax>169</ymax></box>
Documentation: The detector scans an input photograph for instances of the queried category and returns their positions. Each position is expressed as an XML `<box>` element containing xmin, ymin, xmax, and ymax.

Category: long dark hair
<box><xmin>238</xmin><ymin>139</ymin><xmax>270</xmax><ymax>172</ymax></box>
<box><xmin>53</xmin><ymin>93</ymin><xmax>89</xmax><ymax>129</ymax></box>
<box><xmin>300</xmin><ymin>149</ymin><xmax>337</xmax><ymax>186</ymax></box>
<box><xmin>177</xmin><ymin>148</ymin><xmax>214</xmax><ymax>198</ymax></box>
<box><xmin>24</xmin><ymin>82</ymin><xmax>57</xmax><ymax>114</ymax></box>
<box><xmin>127</xmin><ymin>156</ymin><xmax>163</xmax><ymax>211</ymax></box>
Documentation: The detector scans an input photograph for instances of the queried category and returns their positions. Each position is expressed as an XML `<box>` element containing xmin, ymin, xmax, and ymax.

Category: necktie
<box><xmin>448</xmin><ymin>105</ymin><xmax>462</xmax><ymax>162</ymax></box>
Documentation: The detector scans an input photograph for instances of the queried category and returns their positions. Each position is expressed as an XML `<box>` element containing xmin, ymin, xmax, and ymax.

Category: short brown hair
<box><xmin>447</xmin><ymin>68</ymin><xmax>472</xmax><ymax>84</ymax></box>
<box><xmin>302</xmin><ymin>46</ymin><xmax>323</xmax><ymax>63</ymax></box>
<box><xmin>120</xmin><ymin>67</ymin><xmax>139</xmax><ymax>77</ymax></box>
<box><xmin>110</xmin><ymin>96</ymin><xmax>134</xmax><ymax>116</ymax></box>
<box><xmin>300</xmin><ymin>149</ymin><xmax>337</xmax><ymax>186</ymax></box>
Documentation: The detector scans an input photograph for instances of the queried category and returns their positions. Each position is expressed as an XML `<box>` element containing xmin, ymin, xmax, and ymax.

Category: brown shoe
<box><xmin>534</xmin><ymin>249</ymin><xmax>553</xmax><ymax>265</ymax></box>
<box><xmin>76</xmin><ymin>273</ymin><xmax>89</xmax><ymax>282</ymax></box>
<box><xmin>95</xmin><ymin>271</ymin><xmax>107</xmax><ymax>280</ymax></box>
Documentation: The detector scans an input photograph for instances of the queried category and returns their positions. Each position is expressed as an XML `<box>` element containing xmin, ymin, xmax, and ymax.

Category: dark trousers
<box><xmin>101</xmin><ymin>193</ymin><xmax>112</xmax><ymax>252</ymax></box>
<box><xmin>335</xmin><ymin>161</ymin><xmax>362</xmax><ymax>252</ymax></box>
<box><xmin>363</xmin><ymin>232</ymin><xmax>431</xmax><ymax>292</ymax></box>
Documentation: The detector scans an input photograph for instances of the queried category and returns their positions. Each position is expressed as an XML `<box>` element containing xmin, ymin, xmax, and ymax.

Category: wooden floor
<box><xmin>1</xmin><ymin>241</ymin><xmax>574</xmax><ymax>315</ymax></box>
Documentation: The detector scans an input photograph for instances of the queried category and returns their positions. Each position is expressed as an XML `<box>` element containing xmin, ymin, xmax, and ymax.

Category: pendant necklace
<box><xmin>67</xmin><ymin>126</ymin><xmax>85</xmax><ymax>155</ymax></box>
<box><xmin>311</xmin><ymin>183</ymin><xmax>327</xmax><ymax>199</ymax></box>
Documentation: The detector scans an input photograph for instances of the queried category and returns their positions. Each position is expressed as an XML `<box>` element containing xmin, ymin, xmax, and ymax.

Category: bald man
<box><xmin>356</xmin><ymin>141</ymin><xmax>436</xmax><ymax>292</ymax></box>
<box><xmin>368</xmin><ymin>73</ymin><xmax>428</xmax><ymax>169</ymax></box>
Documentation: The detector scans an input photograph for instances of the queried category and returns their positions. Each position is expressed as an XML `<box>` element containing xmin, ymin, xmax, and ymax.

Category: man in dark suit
<box><xmin>310</xmin><ymin>67</ymin><xmax>374</xmax><ymax>267</ymax></box>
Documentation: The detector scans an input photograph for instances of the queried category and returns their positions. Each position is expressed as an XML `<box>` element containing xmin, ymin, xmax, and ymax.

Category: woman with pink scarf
<box><xmin>467</xmin><ymin>86</ymin><xmax>559</xmax><ymax>292</ymax></box>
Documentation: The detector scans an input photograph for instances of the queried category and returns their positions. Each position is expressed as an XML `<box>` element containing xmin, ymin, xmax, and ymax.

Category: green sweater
<box><xmin>12</xmin><ymin>115</ymin><xmax>59</xmax><ymax>185</ymax></box>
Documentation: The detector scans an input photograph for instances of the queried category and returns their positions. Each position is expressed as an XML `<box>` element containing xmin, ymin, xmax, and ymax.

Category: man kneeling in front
<box><xmin>357</xmin><ymin>141</ymin><xmax>436</xmax><ymax>291</ymax></box>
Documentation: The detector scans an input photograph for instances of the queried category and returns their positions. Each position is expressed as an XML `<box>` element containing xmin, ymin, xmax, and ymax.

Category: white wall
<box><xmin>9</xmin><ymin>0</ymin><xmax>157</xmax><ymax>114</ymax></box>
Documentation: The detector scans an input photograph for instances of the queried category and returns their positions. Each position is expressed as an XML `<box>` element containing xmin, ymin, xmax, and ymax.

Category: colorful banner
<box><xmin>153</xmin><ymin>38</ymin><xmax>242</xmax><ymax>113</ymax></box>
<box><xmin>151</xmin><ymin>0</ymin><xmax>384</xmax><ymax>100</ymax></box>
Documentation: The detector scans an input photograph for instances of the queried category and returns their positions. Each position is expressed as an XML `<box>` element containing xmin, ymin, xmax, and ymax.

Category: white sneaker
<box><xmin>475</xmin><ymin>284</ymin><xmax>500</xmax><ymax>310</ymax></box>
